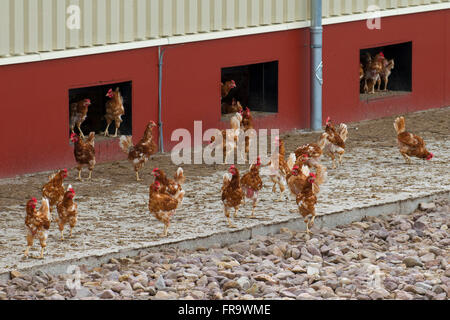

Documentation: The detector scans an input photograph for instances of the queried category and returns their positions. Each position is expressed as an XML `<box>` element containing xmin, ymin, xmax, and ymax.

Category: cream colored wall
<box><xmin>0</xmin><ymin>0</ymin><xmax>448</xmax><ymax>57</ymax></box>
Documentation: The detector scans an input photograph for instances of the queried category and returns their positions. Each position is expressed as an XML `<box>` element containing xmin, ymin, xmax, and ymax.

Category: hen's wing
<box><xmin>397</xmin><ymin>132</ymin><xmax>425</xmax><ymax>148</ymax></box>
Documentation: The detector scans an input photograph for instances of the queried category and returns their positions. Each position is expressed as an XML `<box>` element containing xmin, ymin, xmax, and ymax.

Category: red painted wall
<box><xmin>0</xmin><ymin>29</ymin><xmax>310</xmax><ymax>178</ymax></box>
<box><xmin>0</xmin><ymin>49</ymin><xmax>160</xmax><ymax>178</ymax></box>
<box><xmin>323</xmin><ymin>10</ymin><xmax>449</xmax><ymax>124</ymax></box>
<box><xmin>0</xmin><ymin>10</ymin><xmax>448</xmax><ymax>178</ymax></box>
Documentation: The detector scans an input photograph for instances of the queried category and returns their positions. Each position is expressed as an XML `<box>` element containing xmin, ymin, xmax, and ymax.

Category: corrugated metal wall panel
<box><xmin>174</xmin><ymin>0</ymin><xmax>185</xmax><ymax>35</ymax></box>
<box><xmin>81</xmin><ymin>0</ymin><xmax>93</xmax><ymax>47</ymax></box>
<box><xmin>285</xmin><ymin>0</ymin><xmax>296</xmax><ymax>22</ymax></box>
<box><xmin>161</xmin><ymin>0</ymin><xmax>172</xmax><ymax>37</ymax></box>
<box><xmin>186</xmin><ymin>0</ymin><xmax>198</xmax><ymax>34</ymax></box>
<box><xmin>135</xmin><ymin>0</ymin><xmax>146</xmax><ymax>40</ymax></box>
<box><xmin>67</xmin><ymin>0</ymin><xmax>80</xmax><ymax>49</ymax></box>
<box><xmin>199</xmin><ymin>0</ymin><xmax>210</xmax><ymax>32</ymax></box>
<box><xmin>223</xmin><ymin>0</ymin><xmax>235</xmax><ymax>30</ymax></box>
<box><xmin>273</xmin><ymin>0</ymin><xmax>284</xmax><ymax>24</ymax></box>
<box><xmin>147</xmin><ymin>0</ymin><xmax>159</xmax><ymax>39</ymax></box>
<box><xmin>262</xmin><ymin>0</ymin><xmax>272</xmax><ymax>25</ymax></box>
<box><xmin>109</xmin><ymin>0</ymin><xmax>120</xmax><ymax>43</ymax></box>
<box><xmin>249</xmin><ymin>0</ymin><xmax>260</xmax><ymax>27</ymax></box>
<box><xmin>13</xmin><ymin>0</ymin><xmax>25</xmax><ymax>55</ymax></box>
<box><xmin>0</xmin><ymin>0</ymin><xmax>448</xmax><ymax>58</ymax></box>
<box><xmin>236</xmin><ymin>0</ymin><xmax>248</xmax><ymax>28</ymax></box>
<box><xmin>296</xmin><ymin>0</ymin><xmax>308</xmax><ymax>21</ymax></box>
<box><xmin>95</xmin><ymin>0</ymin><xmax>107</xmax><ymax>45</ymax></box>
<box><xmin>211</xmin><ymin>0</ymin><xmax>223</xmax><ymax>31</ymax></box>
<box><xmin>122</xmin><ymin>0</ymin><xmax>134</xmax><ymax>42</ymax></box>
<box><xmin>26</xmin><ymin>0</ymin><xmax>38</xmax><ymax>53</ymax></box>
<box><xmin>0</xmin><ymin>0</ymin><xmax>9</xmax><ymax>56</ymax></box>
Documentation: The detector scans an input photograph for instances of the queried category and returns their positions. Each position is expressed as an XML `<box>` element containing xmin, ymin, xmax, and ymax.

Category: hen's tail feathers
<box><xmin>174</xmin><ymin>189</ymin><xmax>185</xmax><ymax>204</ymax></box>
<box><xmin>174</xmin><ymin>168</ymin><xmax>185</xmax><ymax>185</ymax></box>
<box><xmin>394</xmin><ymin>117</ymin><xmax>406</xmax><ymax>134</ymax></box>
<box><xmin>301</xmin><ymin>165</ymin><xmax>310</xmax><ymax>177</ymax></box>
<box><xmin>287</xmin><ymin>153</ymin><xmax>297</xmax><ymax>171</ymax></box>
<box><xmin>119</xmin><ymin>136</ymin><xmax>133</xmax><ymax>154</ymax></box>
<box><xmin>338</xmin><ymin>124</ymin><xmax>348</xmax><ymax>142</ymax></box>
<box><xmin>230</xmin><ymin>114</ymin><xmax>242</xmax><ymax>131</ymax></box>
<box><xmin>87</xmin><ymin>132</ymin><xmax>95</xmax><ymax>146</ymax></box>
<box><xmin>41</xmin><ymin>198</ymin><xmax>51</xmax><ymax>229</ymax></box>
<box><xmin>318</xmin><ymin>133</ymin><xmax>329</xmax><ymax>150</ymax></box>
<box><xmin>223</xmin><ymin>173</ymin><xmax>232</xmax><ymax>189</ymax></box>
<box><xmin>314</xmin><ymin>163</ymin><xmax>327</xmax><ymax>186</ymax></box>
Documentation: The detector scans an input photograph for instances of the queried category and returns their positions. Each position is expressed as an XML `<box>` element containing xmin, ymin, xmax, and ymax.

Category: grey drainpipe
<box><xmin>310</xmin><ymin>0</ymin><xmax>323</xmax><ymax>131</ymax></box>
<box><xmin>158</xmin><ymin>46</ymin><xmax>165</xmax><ymax>153</ymax></box>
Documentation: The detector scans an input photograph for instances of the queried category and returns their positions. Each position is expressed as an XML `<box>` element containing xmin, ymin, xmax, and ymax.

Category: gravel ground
<box><xmin>0</xmin><ymin>197</ymin><xmax>448</xmax><ymax>300</ymax></box>
<box><xmin>0</xmin><ymin>107</ymin><xmax>449</xmax><ymax>281</ymax></box>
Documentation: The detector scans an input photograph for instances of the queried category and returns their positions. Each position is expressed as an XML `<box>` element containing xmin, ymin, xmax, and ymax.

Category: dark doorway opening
<box><xmin>68</xmin><ymin>81</ymin><xmax>132</xmax><ymax>139</ymax></box>
<box><xmin>221</xmin><ymin>61</ymin><xmax>278</xmax><ymax>117</ymax></box>
<box><xmin>360</xmin><ymin>42</ymin><xmax>412</xmax><ymax>100</ymax></box>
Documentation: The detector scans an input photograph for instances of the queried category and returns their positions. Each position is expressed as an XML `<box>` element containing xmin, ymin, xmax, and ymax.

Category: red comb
<box><xmin>326</xmin><ymin>117</ymin><xmax>331</xmax><ymax>124</ymax></box>
<box><xmin>293</xmin><ymin>165</ymin><xmax>299</xmax><ymax>170</ymax></box>
<box><xmin>31</xmin><ymin>197</ymin><xmax>37</xmax><ymax>202</ymax></box>
<box><xmin>152</xmin><ymin>168</ymin><xmax>159</xmax><ymax>172</ymax></box>
<box><xmin>230</xmin><ymin>165</ymin><xmax>236</xmax><ymax>169</ymax></box>
<box><xmin>69</xmin><ymin>188</ymin><xmax>75</xmax><ymax>193</ymax></box>
<box><xmin>310</xmin><ymin>173</ymin><xmax>316</xmax><ymax>178</ymax></box>
<box><xmin>63</xmin><ymin>168</ymin><xmax>68</xmax><ymax>173</ymax></box>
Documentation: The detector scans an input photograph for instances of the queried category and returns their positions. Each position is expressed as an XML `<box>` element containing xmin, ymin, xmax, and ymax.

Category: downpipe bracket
<box><xmin>315</xmin><ymin>61</ymin><xmax>324</xmax><ymax>85</ymax></box>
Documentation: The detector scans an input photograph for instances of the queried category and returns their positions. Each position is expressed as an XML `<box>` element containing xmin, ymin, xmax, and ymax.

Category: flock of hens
<box><xmin>23</xmin><ymin>80</ymin><xmax>434</xmax><ymax>259</ymax></box>
<box><xmin>360</xmin><ymin>51</ymin><xmax>395</xmax><ymax>94</ymax></box>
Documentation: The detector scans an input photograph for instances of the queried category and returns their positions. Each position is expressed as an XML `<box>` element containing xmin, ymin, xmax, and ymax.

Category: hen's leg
<box><xmin>338</xmin><ymin>152</ymin><xmax>344</xmax><ymax>166</ymax></box>
<box><xmin>233</xmin><ymin>207</ymin><xmax>238</xmax><ymax>219</ymax></box>
<box><xmin>38</xmin><ymin>237</ymin><xmax>47</xmax><ymax>259</ymax></box>
<box><xmin>227</xmin><ymin>217</ymin><xmax>237</xmax><ymax>228</ymax></box>
<box><xmin>113</xmin><ymin>119</ymin><xmax>122</xmax><ymax>138</ymax></box>
<box><xmin>24</xmin><ymin>233</ymin><xmax>33</xmax><ymax>258</ymax></box>
<box><xmin>87</xmin><ymin>169</ymin><xmax>93</xmax><ymax>181</ymax></box>
<box><xmin>250</xmin><ymin>198</ymin><xmax>257</xmax><ymax>218</ymax></box>
<box><xmin>77</xmin><ymin>167</ymin><xmax>83</xmax><ymax>181</ymax></box>
<box><xmin>162</xmin><ymin>223</ymin><xmax>169</xmax><ymax>237</ymax></box>
<box><xmin>59</xmin><ymin>222</ymin><xmax>65</xmax><ymax>241</ymax></box>
<box><xmin>329</xmin><ymin>152</ymin><xmax>336</xmax><ymax>169</ymax></box>
<box><xmin>305</xmin><ymin>220</ymin><xmax>312</xmax><ymax>235</ymax></box>
<box><xmin>77</xmin><ymin>124</ymin><xmax>85</xmax><ymax>138</ymax></box>
<box><xmin>309</xmin><ymin>215</ymin><xmax>316</xmax><ymax>229</ymax></box>
<box><xmin>401</xmin><ymin>152</ymin><xmax>411</xmax><ymax>164</ymax></box>
<box><xmin>272</xmin><ymin>182</ymin><xmax>277</xmax><ymax>193</ymax></box>
<box><xmin>383</xmin><ymin>77</ymin><xmax>389</xmax><ymax>91</ymax></box>
<box><xmin>135</xmin><ymin>171</ymin><xmax>142</xmax><ymax>181</ymax></box>
<box><xmin>279</xmin><ymin>183</ymin><xmax>286</xmax><ymax>202</ymax></box>
<box><xmin>103</xmin><ymin>122</ymin><xmax>111</xmax><ymax>137</ymax></box>
<box><xmin>224</xmin><ymin>207</ymin><xmax>236</xmax><ymax>228</ymax></box>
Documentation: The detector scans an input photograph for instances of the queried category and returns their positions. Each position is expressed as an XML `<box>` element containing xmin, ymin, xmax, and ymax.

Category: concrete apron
<box><xmin>2</xmin><ymin>190</ymin><xmax>448</xmax><ymax>282</ymax></box>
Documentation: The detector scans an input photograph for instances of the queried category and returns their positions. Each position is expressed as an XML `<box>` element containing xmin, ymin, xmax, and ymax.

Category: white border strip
<box><xmin>0</xmin><ymin>3</ymin><xmax>448</xmax><ymax>67</ymax></box>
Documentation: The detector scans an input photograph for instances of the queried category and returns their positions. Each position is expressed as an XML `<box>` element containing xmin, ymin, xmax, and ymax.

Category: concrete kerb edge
<box><xmin>1</xmin><ymin>190</ymin><xmax>448</xmax><ymax>282</ymax></box>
